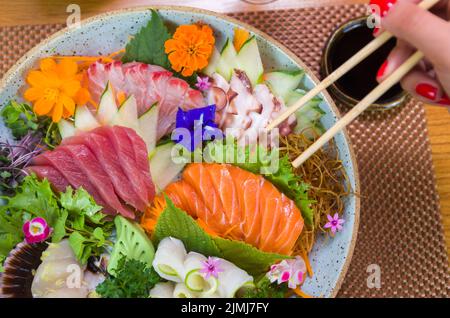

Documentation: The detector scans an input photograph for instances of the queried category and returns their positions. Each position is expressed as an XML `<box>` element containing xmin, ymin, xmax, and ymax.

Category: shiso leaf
<box><xmin>153</xmin><ymin>197</ymin><xmax>290</xmax><ymax>276</ymax></box>
<box><xmin>122</xmin><ymin>10</ymin><xmax>171</xmax><ymax>69</ymax></box>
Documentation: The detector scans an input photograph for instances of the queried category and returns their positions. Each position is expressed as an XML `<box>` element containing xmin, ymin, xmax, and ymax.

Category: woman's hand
<box><xmin>370</xmin><ymin>0</ymin><xmax>450</xmax><ymax>106</ymax></box>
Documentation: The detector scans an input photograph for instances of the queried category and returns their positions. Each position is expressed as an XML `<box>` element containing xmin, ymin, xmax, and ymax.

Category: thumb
<box><xmin>382</xmin><ymin>0</ymin><xmax>450</xmax><ymax>69</ymax></box>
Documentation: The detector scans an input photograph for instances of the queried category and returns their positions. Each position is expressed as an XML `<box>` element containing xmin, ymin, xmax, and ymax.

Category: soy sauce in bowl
<box><xmin>321</xmin><ymin>17</ymin><xmax>407</xmax><ymax>110</ymax></box>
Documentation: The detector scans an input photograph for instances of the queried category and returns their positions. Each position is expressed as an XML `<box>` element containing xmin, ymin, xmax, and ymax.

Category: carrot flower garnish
<box><xmin>164</xmin><ymin>24</ymin><xmax>215</xmax><ymax>77</ymax></box>
<box><xmin>24</xmin><ymin>58</ymin><xmax>90</xmax><ymax>123</ymax></box>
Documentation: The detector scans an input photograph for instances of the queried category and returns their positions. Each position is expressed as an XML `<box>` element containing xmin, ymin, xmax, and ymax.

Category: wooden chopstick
<box><xmin>291</xmin><ymin>50</ymin><xmax>424</xmax><ymax>168</ymax></box>
<box><xmin>266</xmin><ymin>0</ymin><xmax>440</xmax><ymax>131</ymax></box>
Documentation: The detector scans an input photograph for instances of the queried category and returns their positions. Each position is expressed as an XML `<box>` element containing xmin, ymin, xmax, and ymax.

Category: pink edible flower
<box><xmin>199</xmin><ymin>257</ymin><xmax>224</xmax><ymax>279</ymax></box>
<box><xmin>23</xmin><ymin>217</ymin><xmax>51</xmax><ymax>244</ymax></box>
<box><xmin>324</xmin><ymin>213</ymin><xmax>345</xmax><ymax>234</ymax></box>
<box><xmin>195</xmin><ymin>76</ymin><xmax>211</xmax><ymax>91</ymax></box>
<box><xmin>267</xmin><ymin>257</ymin><xmax>307</xmax><ymax>289</ymax></box>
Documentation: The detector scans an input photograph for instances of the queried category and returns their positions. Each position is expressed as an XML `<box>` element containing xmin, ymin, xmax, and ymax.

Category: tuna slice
<box><xmin>87</xmin><ymin>61</ymin><xmax>205</xmax><ymax>140</ymax></box>
<box><xmin>94</xmin><ymin>126</ymin><xmax>155</xmax><ymax>204</ymax></box>
<box><xmin>61</xmin><ymin>144</ymin><xmax>135</xmax><ymax>219</ymax></box>
<box><xmin>27</xmin><ymin>165</ymin><xmax>69</xmax><ymax>193</ymax></box>
<box><xmin>29</xmin><ymin>126</ymin><xmax>156</xmax><ymax>219</ymax></box>
<box><xmin>31</xmin><ymin>148</ymin><xmax>111</xmax><ymax>213</ymax></box>
<box><xmin>61</xmin><ymin>132</ymin><xmax>148</xmax><ymax>212</ymax></box>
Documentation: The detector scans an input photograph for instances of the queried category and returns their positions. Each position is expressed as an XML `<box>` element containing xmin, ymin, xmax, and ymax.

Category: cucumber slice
<box><xmin>216</xmin><ymin>39</ymin><xmax>238</xmax><ymax>81</ymax></box>
<box><xmin>111</xmin><ymin>95</ymin><xmax>139</xmax><ymax>130</ymax></box>
<box><xmin>288</xmin><ymin>89</ymin><xmax>325</xmax><ymax>122</ymax></box>
<box><xmin>137</xmin><ymin>103</ymin><xmax>159</xmax><ymax>153</ymax></box>
<box><xmin>74</xmin><ymin>105</ymin><xmax>100</xmax><ymax>131</ymax></box>
<box><xmin>185</xmin><ymin>270</ymin><xmax>218</xmax><ymax>295</ymax></box>
<box><xmin>107</xmin><ymin>216</ymin><xmax>155</xmax><ymax>275</ymax></box>
<box><xmin>236</xmin><ymin>36</ymin><xmax>264</xmax><ymax>86</ymax></box>
<box><xmin>294</xmin><ymin>115</ymin><xmax>325</xmax><ymax>140</ymax></box>
<box><xmin>264</xmin><ymin>70</ymin><xmax>304</xmax><ymax>102</ymax></box>
<box><xmin>203</xmin><ymin>47</ymin><xmax>221</xmax><ymax>76</ymax></box>
<box><xmin>58</xmin><ymin>119</ymin><xmax>76</xmax><ymax>139</ymax></box>
<box><xmin>96</xmin><ymin>83</ymin><xmax>118</xmax><ymax>124</ymax></box>
<box><xmin>149</xmin><ymin>142</ymin><xmax>186</xmax><ymax>192</ymax></box>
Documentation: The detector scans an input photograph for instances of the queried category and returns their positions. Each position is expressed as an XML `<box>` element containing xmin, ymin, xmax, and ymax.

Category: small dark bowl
<box><xmin>321</xmin><ymin>16</ymin><xmax>408</xmax><ymax>111</ymax></box>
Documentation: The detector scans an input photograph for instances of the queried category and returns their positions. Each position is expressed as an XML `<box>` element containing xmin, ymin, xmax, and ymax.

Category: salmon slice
<box><xmin>143</xmin><ymin>163</ymin><xmax>304</xmax><ymax>255</ymax></box>
<box><xmin>259</xmin><ymin>188</ymin><xmax>283</xmax><ymax>252</ymax></box>
<box><xmin>183</xmin><ymin>164</ymin><xmax>228</xmax><ymax>231</ymax></box>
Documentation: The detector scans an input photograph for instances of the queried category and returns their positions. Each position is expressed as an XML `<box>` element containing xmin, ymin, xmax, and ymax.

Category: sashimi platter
<box><xmin>0</xmin><ymin>7</ymin><xmax>359</xmax><ymax>298</ymax></box>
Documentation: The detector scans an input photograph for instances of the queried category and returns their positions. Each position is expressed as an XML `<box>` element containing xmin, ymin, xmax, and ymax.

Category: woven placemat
<box><xmin>0</xmin><ymin>4</ymin><xmax>448</xmax><ymax>298</ymax></box>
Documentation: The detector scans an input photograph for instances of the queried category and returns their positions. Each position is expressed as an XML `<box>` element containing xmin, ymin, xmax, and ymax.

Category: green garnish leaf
<box><xmin>242</xmin><ymin>276</ymin><xmax>288</xmax><ymax>298</ymax></box>
<box><xmin>96</xmin><ymin>257</ymin><xmax>161</xmax><ymax>298</ymax></box>
<box><xmin>0</xmin><ymin>175</ymin><xmax>113</xmax><ymax>266</ymax></box>
<box><xmin>60</xmin><ymin>187</ymin><xmax>103</xmax><ymax>218</ymax></box>
<box><xmin>153</xmin><ymin>197</ymin><xmax>289</xmax><ymax>276</ymax></box>
<box><xmin>122</xmin><ymin>10</ymin><xmax>171</xmax><ymax>69</ymax></box>
<box><xmin>1</xmin><ymin>100</ymin><xmax>38</xmax><ymax>139</ymax></box>
<box><xmin>0</xmin><ymin>100</ymin><xmax>61</xmax><ymax>148</ymax></box>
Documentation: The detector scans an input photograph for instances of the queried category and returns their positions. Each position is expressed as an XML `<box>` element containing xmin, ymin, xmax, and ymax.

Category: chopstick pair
<box><xmin>267</xmin><ymin>0</ymin><xmax>440</xmax><ymax>168</ymax></box>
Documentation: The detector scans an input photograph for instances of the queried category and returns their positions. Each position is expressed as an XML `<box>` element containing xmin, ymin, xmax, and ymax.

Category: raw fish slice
<box><xmin>62</xmin><ymin>133</ymin><xmax>148</xmax><ymax>211</ymax></box>
<box><xmin>94</xmin><ymin>126</ymin><xmax>151</xmax><ymax>205</ymax></box>
<box><xmin>276</xmin><ymin>199</ymin><xmax>304</xmax><ymax>254</ymax></box>
<box><xmin>62</xmin><ymin>144</ymin><xmax>135</xmax><ymax>219</ymax></box>
<box><xmin>32</xmin><ymin>149</ymin><xmax>111</xmax><ymax>213</ymax></box>
<box><xmin>87</xmin><ymin>61</ymin><xmax>205</xmax><ymax>140</ymax></box>
<box><xmin>120</xmin><ymin>127</ymin><xmax>155</xmax><ymax>202</ymax></box>
<box><xmin>27</xmin><ymin>165</ymin><xmax>69</xmax><ymax>193</ymax></box>
<box><xmin>259</xmin><ymin>191</ymin><xmax>283</xmax><ymax>252</ymax></box>
<box><xmin>210</xmin><ymin>165</ymin><xmax>240</xmax><ymax>228</ymax></box>
<box><xmin>145</xmin><ymin>163</ymin><xmax>304</xmax><ymax>255</ymax></box>
<box><xmin>183</xmin><ymin>164</ymin><xmax>228</xmax><ymax>232</ymax></box>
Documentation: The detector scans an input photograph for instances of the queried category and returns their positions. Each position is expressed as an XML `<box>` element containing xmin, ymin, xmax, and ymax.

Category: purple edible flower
<box><xmin>195</xmin><ymin>76</ymin><xmax>211</xmax><ymax>91</ymax></box>
<box><xmin>173</xmin><ymin>105</ymin><xmax>223</xmax><ymax>151</ymax></box>
<box><xmin>199</xmin><ymin>257</ymin><xmax>224</xmax><ymax>279</ymax></box>
<box><xmin>324</xmin><ymin>213</ymin><xmax>345</xmax><ymax>234</ymax></box>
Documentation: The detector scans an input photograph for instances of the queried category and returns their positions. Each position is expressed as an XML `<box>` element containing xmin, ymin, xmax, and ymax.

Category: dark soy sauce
<box><xmin>329</xmin><ymin>22</ymin><xmax>403</xmax><ymax>103</ymax></box>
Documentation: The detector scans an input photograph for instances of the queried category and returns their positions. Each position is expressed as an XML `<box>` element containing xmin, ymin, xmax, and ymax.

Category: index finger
<box><xmin>382</xmin><ymin>0</ymin><xmax>450</xmax><ymax>69</ymax></box>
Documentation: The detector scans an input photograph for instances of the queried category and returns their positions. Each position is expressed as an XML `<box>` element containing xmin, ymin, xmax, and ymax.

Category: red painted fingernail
<box><xmin>373</xmin><ymin>27</ymin><xmax>380</xmax><ymax>36</ymax></box>
<box><xmin>376</xmin><ymin>60</ymin><xmax>389</xmax><ymax>79</ymax></box>
<box><xmin>416</xmin><ymin>83</ymin><xmax>438</xmax><ymax>101</ymax></box>
<box><xmin>437</xmin><ymin>94</ymin><xmax>450</xmax><ymax>105</ymax></box>
<box><xmin>370</xmin><ymin>0</ymin><xmax>398</xmax><ymax>17</ymax></box>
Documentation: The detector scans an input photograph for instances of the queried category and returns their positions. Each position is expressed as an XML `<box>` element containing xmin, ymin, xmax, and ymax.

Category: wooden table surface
<box><xmin>1</xmin><ymin>0</ymin><xmax>449</xmax><ymax>257</ymax></box>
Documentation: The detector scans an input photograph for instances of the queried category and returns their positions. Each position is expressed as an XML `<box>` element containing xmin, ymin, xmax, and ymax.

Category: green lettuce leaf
<box><xmin>122</xmin><ymin>10</ymin><xmax>171</xmax><ymax>69</ymax></box>
<box><xmin>204</xmin><ymin>140</ymin><xmax>315</xmax><ymax>225</ymax></box>
<box><xmin>153</xmin><ymin>197</ymin><xmax>289</xmax><ymax>276</ymax></box>
<box><xmin>0</xmin><ymin>175</ymin><xmax>113</xmax><ymax>265</ymax></box>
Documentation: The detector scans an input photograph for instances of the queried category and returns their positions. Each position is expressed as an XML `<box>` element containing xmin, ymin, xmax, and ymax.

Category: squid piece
<box><xmin>31</xmin><ymin>239</ymin><xmax>89</xmax><ymax>298</ymax></box>
<box><xmin>152</xmin><ymin>237</ymin><xmax>187</xmax><ymax>282</ymax></box>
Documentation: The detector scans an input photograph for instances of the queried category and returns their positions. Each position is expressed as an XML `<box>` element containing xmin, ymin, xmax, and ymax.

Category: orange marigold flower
<box><xmin>164</xmin><ymin>24</ymin><xmax>215</xmax><ymax>77</ymax></box>
<box><xmin>24</xmin><ymin>58</ymin><xmax>91</xmax><ymax>123</ymax></box>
